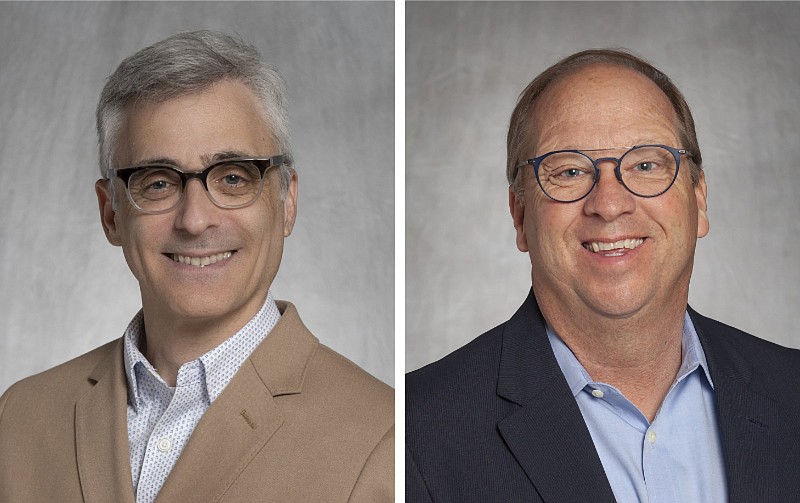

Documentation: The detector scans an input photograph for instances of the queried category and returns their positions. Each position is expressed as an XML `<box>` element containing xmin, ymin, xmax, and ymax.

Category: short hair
<box><xmin>96</xmin><ymin>30</ymin><xmax>294</xmax><ymax>197</ymax></box>
<box><xmin>507</xmin><ymin>48</ymin><xmax>702</xmax><ymax>195</ymax></box>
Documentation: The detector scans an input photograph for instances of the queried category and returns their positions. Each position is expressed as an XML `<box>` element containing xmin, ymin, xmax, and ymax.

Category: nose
<box><xmin>581</xmin><ymin>160</ymin><xmax>636</xmax><ymax>221</ymax></box>
<box><xmin>173</xmin><ymin>178</ymin><xmax>221</xmax><ymax>235</ymax></box>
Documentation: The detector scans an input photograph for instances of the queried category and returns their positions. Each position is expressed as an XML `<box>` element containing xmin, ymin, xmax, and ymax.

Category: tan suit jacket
<box><xmin>0</xmin><ymin>301</ymin><xmax>394</xmax><ymax>502</ymax></box>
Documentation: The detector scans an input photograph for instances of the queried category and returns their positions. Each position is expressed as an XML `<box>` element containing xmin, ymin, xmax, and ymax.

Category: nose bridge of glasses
<box><xmin>179</xmin><ymin>169</ymin><xmax>220</xmax><ymax>208</ymax></box>
<box><xmin>592</xmin><ymin>156</ymin><xmax>624</xmax><ymax>184</ymax></box>
<box><xmin>177</xmin><ymin>165</ymin><xmax>209</xmax><ymax>187</ymax></box>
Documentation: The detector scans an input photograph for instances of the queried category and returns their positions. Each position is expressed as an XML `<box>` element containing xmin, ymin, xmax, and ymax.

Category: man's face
<box><xmin>96</xmin><ymin>80</ymin><xmax>297</xmax><ymax>329</ymax></box>
<box><xmin>510</xmin><ymin>64</ymin><xmax>709</xmax><ymax>320</ymax></box>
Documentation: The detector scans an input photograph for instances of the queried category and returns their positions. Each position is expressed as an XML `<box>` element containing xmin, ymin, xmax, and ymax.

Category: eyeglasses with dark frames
<box><xmin>106</xmin><ymin>155</ymin><xmax>286</xmax><ymax>214</ymax></box>
<box><xmin>514</xmin><ymin>144</ymin><xmax>692</xmax><ymax>203</ymax></box>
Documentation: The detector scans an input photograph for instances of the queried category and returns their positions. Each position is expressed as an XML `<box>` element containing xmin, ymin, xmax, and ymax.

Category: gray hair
<box><xmin>96</xmin><ymin>30</ymin><xmax>294</xmax><ymax>198</ymax></box>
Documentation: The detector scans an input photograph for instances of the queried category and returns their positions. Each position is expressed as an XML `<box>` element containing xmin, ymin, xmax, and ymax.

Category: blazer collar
<box><xmin>76</xmin><ymin>339</ymin><xmax>136</xmax><ymax>503</ymax></box>
<box><xmin>75</xmin><ymin>301</ymin><xmax>320</xmax><ymax>503</ymax></box>
<box><xmin>689</xmin><ymin>308</ymin><xmax>777</xmax><ymax>502</ymax></box>
<box><xmin>495</xmin><ymin>290</ymin><xmax>616</xmax><ymax>503</ymax></box>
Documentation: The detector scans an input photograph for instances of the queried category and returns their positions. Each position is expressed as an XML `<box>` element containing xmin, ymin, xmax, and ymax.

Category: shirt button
<box><xmin>156</xmin><ymin>438</ymin><xmax>172</xmax><ymax>452</ymax></box>
<box><xmin>648</xmin><ymin>431</ymin><xmax>657</xmax><ymax>444</ymax></box>
<box><xmin>591</xmin><ymin>389</ymin><xmax>604</xmax><ymax>398</ymax></box>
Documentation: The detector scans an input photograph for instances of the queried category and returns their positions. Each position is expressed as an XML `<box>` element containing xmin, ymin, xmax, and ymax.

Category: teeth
<box><xmin>170</xmin><ymin>251</ymin><xmax>233</xmax><ymax>267</ymax></box>
<box><xmin>584</xmin><ymin>238</ymin><xmax>644</xmax><ymax>253</ymax></box>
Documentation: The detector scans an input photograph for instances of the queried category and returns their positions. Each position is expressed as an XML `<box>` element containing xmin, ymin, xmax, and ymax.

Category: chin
<box><xmin>581</xmin><ymin>290</ymin><xmax>650</xmax><ymax>319</ymax></box>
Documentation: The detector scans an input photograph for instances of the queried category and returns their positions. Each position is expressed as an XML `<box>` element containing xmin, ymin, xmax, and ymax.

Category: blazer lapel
<box><xmin>155</xmin><ymin>302</ymin><xmax>319</xmax><ymax>502</ymax></box>
<box><xmin>496</xmin><ymin>291</ymin><xmax>616</xmax><ymax>503</ymax></box>
<box><xmin>74</xmin><ymin>340</ymin><xmax>136</xmax><ymax>503</ymax></box>
<box><xmin>155</xmin><ymin>359</ymin><xmax>285</xmax><ymax>502</ymax></box>
<box><xmin>690</xmin><ymin>308</ymin><xmax>777</xmax><ymax>503</ymax></box>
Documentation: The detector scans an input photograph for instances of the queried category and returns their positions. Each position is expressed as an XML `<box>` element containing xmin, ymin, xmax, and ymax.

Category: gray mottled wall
<box><xmin>406</xmin><ymin>2</ymin><xmax>800</xmax><ymax>371</ymax></box>
<box><xmin>0</xmin><ymin>1</ymin><xmax>394</xmax><ymax>392</ymax></box>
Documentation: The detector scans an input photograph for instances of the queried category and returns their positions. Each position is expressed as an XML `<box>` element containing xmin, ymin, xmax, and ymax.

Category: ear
<box><xmin>282</xmin><ymin>170</ymin><xmax>298</xmax><ymax>237</ymax></box>
<box><xmin>95</xmin><ymin>179</ymin><xmax>122</xmax><ymax>246</ymax></box>
<box><xmin>694</xmin><ymin>170</ymin><xmax>709</xmax><ymax>238</ymax></box>
<box><xmin>509</xmin><ymin>188</ymin><xmax>529</xmax><ymax>252</ymax></box>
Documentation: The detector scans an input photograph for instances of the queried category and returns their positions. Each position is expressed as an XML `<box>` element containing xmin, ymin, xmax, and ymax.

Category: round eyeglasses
<box><xmin>106</xmin><ymin>155</ymin><xmax>286</xmax><ymax>214</ymax></box>
<box><xmin>515</xmin><ymin>145</ymin><xmax>691</xmax><ymax>203</ymax></box>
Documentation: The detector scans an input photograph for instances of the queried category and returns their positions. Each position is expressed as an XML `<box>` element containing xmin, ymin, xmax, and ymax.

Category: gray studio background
<box><xmin>407</xmin><ymin>2</ymin><xmax>800</xmax><ymax>371</ymax></box>
<box><xmin>0</xmin><ymin>1</ymin><xmax>394</xmax><ymax>392</ymax></box>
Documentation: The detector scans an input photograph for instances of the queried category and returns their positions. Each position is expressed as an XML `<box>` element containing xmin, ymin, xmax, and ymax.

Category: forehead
<box><xmin>116</xmin><ymin>80</ymin><xmax>273</xmax><ymax>167</ymax></box>
<box><xmin>530</xmin><ymin>64</ymin><xmax>680</xmax><ymax>153</ymax></box>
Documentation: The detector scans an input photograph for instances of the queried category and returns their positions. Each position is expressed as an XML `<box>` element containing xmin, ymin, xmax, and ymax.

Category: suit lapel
<box><xmin>75</xmin><ymin>340</ymin><xmax>136</xmax><ymax>503</ymax></box>
<box><xmin>690</xmin><ymin>309</ymin><xmax>777</xmax><ymax>502</ymax></box>
<box><xmin>496</xmin><ymin>291</ymin><xmax>616</xmax><ymax>503</ymax></box>
<box><xmin>155</xmin><ymin>302</ymin><xmax>319</xmax><ymax>502</ymax></box>
<box><xmin>155</xmin><ymin>359</ymin><xmax>285</xmax><ymax>502</ymax></box>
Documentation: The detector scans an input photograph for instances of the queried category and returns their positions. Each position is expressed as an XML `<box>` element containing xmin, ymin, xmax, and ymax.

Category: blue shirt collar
<box><xmin>547</xmin><ymin>310</ymin><xmax>714</xmax><ymax>398</ymax></box>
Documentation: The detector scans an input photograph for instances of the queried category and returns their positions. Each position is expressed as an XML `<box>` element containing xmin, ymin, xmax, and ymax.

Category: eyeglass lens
<box><xmin>537</xmin><ymin>145</ymin><xmax>678</xmax><ymax>202</ymax></box>
<box><xmin>126</xmin><ymin>161</ymin><xmax>264</xmax><ymax>213</ymax></box>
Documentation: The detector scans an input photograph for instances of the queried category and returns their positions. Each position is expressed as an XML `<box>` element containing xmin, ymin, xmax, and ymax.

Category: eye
<box><xmin>560</xmin><ymin>168</ymin><xmax>583</xmax><ymax>178</ymax></box>
<box><xmin>223</xmin><ymin>173</ymin><xmax>243</xmax><ymax>186</ymax></box>
<box><xmin>552</xmin><ymin>165</ymin><xmax>591</xmax><ymax>180</ymax></box>
<box><xmin>148</xmin><ymin>179</ymin><xmax>173</xmax><ymax>191</ymax></box>
<box><xmin>209</xmin><ymin>162</ymin><xmax>262</xmax><ymax>197</ymax></box>
<box><xmin>130</xmin><ymin>168</ymin><xmax>181</xmax><ymax>197</ymax></box>
<box><xmin>633</xmin><ymin>161</ymin><xmax>657</xmax><ymax>172</ymax></box>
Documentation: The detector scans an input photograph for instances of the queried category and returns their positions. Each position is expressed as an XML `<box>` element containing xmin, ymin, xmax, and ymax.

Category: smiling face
<box><xmin>510</xmin><ymin>64</ymin><xmax>708</xmax><ymax>321</ymax></box>
<box><xmin>95</xmin><ymin>80</ymin><xmax>297</xmax><ymax>332</ymax></box>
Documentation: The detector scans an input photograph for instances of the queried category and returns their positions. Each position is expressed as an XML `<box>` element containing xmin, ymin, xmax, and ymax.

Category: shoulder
<box><xmin>265</xmin><ymin>301</ymin><xmax>394</xmax><ymax>441</ymax></box>
<box><xmin>308</xmin><ymin>342</ymin><xmax>394</xmax><ymax>418</ymax></box>
<box><xmin>407</xmin><ymin>322</ymin><xmax>504</xmax><ymax>402</ymax></box>
<box><xmin>690</xmin><ymin>308</ymin><xmax>800</xmax><ymax>395</ymax></box>
<box><xmin>0</xmin><ymin>339</ymin><xmax>120</xmax><ymax>415</ymax></box>
<box><xmin>302</xmin><ymin>344</ymin><xmax>394</xmax><ymax>501</ymax></box>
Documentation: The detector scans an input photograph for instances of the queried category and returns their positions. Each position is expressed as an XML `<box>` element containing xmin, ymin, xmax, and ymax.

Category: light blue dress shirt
<box><xmin>123</xmin><ymin>291</ymin><xmax>281</xmax><ymax>503</ymax></box>
<box><xmin>547</xmin><ymin>312</ymin><xmax>727</xmax><ymax>503</ymax></box>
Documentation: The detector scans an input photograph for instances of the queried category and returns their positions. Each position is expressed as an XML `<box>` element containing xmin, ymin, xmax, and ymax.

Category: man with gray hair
<box><xmin>0</xmin><ymin>31</ymin><xmax>393</xmax><ymax>502</ymax></box>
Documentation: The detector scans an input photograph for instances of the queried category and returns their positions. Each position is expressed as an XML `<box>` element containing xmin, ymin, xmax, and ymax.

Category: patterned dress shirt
<box><xmin>123</xmin><ymin>291</ymin><xmax>281</xmax><ymax>503</ymax></box>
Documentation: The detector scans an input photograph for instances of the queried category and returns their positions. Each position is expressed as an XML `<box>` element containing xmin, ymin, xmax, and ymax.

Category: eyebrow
<box><xmin>131</xmin><ymin>150</ymin><xmax>254</xmax><ymax>168</ymax></box>
<box><xmin>554</xmin><ymin>140</ymin><xmax>666</xmax><ymax>152</ymax></box>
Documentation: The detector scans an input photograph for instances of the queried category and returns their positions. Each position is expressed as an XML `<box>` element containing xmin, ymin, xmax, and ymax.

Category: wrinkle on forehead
<box><xmin>529</xmin><ymin>64</ymin><xmax>681</xmax><ymax>156</ymax></box>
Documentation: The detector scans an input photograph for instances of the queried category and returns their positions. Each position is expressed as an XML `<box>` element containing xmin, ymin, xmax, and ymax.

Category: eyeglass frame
<box><xmin>513</xmin><ymin>144</ymin><xmax>692</xmax><ymax>203</ymax></box>
<box><xmin>105</xmin><ymin>154</ymin><xmax>286</xmax><ymax>214</ymax></box>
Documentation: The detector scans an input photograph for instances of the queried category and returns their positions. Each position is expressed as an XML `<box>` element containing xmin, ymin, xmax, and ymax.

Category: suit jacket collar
<box><xmin>494</xmin><ymin>296</ymin><xmax>778</xmax><ymax>503</ymax></box>
<box><xmin>689</xmin><ymin>308</ymin><xmax>777</xmax><ymax>503</ymax></box>
<box><xmin>76</xmin><ymin>338</ymin><xmax>136</xmax><ymax>503</ymax></box>
<box><xmin>495</xmin><ymin>290</ymin><xmax>617</xmax><ymax>503</ymax></box>
<box><xmin>75</xmin><ymin>301</ymin><xmax>319</xmax><ymax>503</ymax></box>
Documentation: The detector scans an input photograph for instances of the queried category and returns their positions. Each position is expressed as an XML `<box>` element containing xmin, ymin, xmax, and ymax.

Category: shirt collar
<box><xmin>547</xmin><ymin>310</ymin><xmax>715</xmax><ymax>398</ymax></box>
<box><xmin>123</xmin><ymin>291</ymin><xmax>281</xmax><ymax>411</ymax></box>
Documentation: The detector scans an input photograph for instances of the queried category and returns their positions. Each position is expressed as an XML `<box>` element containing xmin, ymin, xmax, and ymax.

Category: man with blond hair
<box><xmin>407</xmin><ymin>49</ymin><xmax>800</xmax><ymax>502</ymax></box>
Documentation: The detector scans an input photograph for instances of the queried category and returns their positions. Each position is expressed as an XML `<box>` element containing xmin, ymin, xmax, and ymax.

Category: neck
<box><xmin>538</xmin><ymin>291</ymin><xmax>687</xmax><ymax>423</ymax></box>
<box><xmin>139</xmin><ymin>294</ymin><xmax>268</xmax><ymax>386</ymax></box>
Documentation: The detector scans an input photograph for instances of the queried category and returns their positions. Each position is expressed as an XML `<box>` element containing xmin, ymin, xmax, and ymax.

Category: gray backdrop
<box><xmin>407</xmin><ymin>2</ymin><xmax>800</xmax><ymax>371</ymax></box>
<box><xmin>0</xmin><ymin>1</ymin><xmax>394</xmax><ymax>392</ymax></box>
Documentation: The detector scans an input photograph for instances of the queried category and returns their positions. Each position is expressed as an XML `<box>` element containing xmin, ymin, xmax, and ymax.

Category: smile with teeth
<box><xmin>583</xmin><ymin>238</ymin><xmax>644</xmax><ymax>254</ymax></box>
<box><xmin>169</xmin><ymin>251</ymin><xmax>233</xmax><ymax>267</ymax></box>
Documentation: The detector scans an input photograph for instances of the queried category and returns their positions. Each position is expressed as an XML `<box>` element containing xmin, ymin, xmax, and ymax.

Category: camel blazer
<box><xmin>0</xmin><ymin>301</ymin><xmax>394</xmax><ymax>502</ymax></box>
<box><xmin>407</xmin><ymin>291</ymin><xmax>800</xmax><ymax>502</ymax></box>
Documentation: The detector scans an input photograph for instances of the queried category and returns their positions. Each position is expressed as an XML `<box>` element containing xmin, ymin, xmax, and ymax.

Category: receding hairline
<box><xmin>526</xmin><ymin>62</ymin><xmax>683</xmax><ymax>154</ymax></box>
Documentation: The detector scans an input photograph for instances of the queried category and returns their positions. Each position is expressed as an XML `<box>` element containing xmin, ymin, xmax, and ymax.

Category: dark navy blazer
<box><xmin>406</xmin><ymin>291</ymin><xmax>800</xmax><ymax>502</ymax></box>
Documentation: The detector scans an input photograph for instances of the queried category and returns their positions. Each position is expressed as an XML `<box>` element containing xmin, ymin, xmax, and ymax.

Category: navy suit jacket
<box><xmin>406</xmin><ymin>291</ymin><xmax>800</xmax><ymax>502</ymax></box>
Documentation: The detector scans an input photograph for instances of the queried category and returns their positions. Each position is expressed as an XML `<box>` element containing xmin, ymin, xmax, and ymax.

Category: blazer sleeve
<box><xmin>348</xmin><ymin>424</ymin><xmax>395</xmax><ymax>502</ymax></box>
